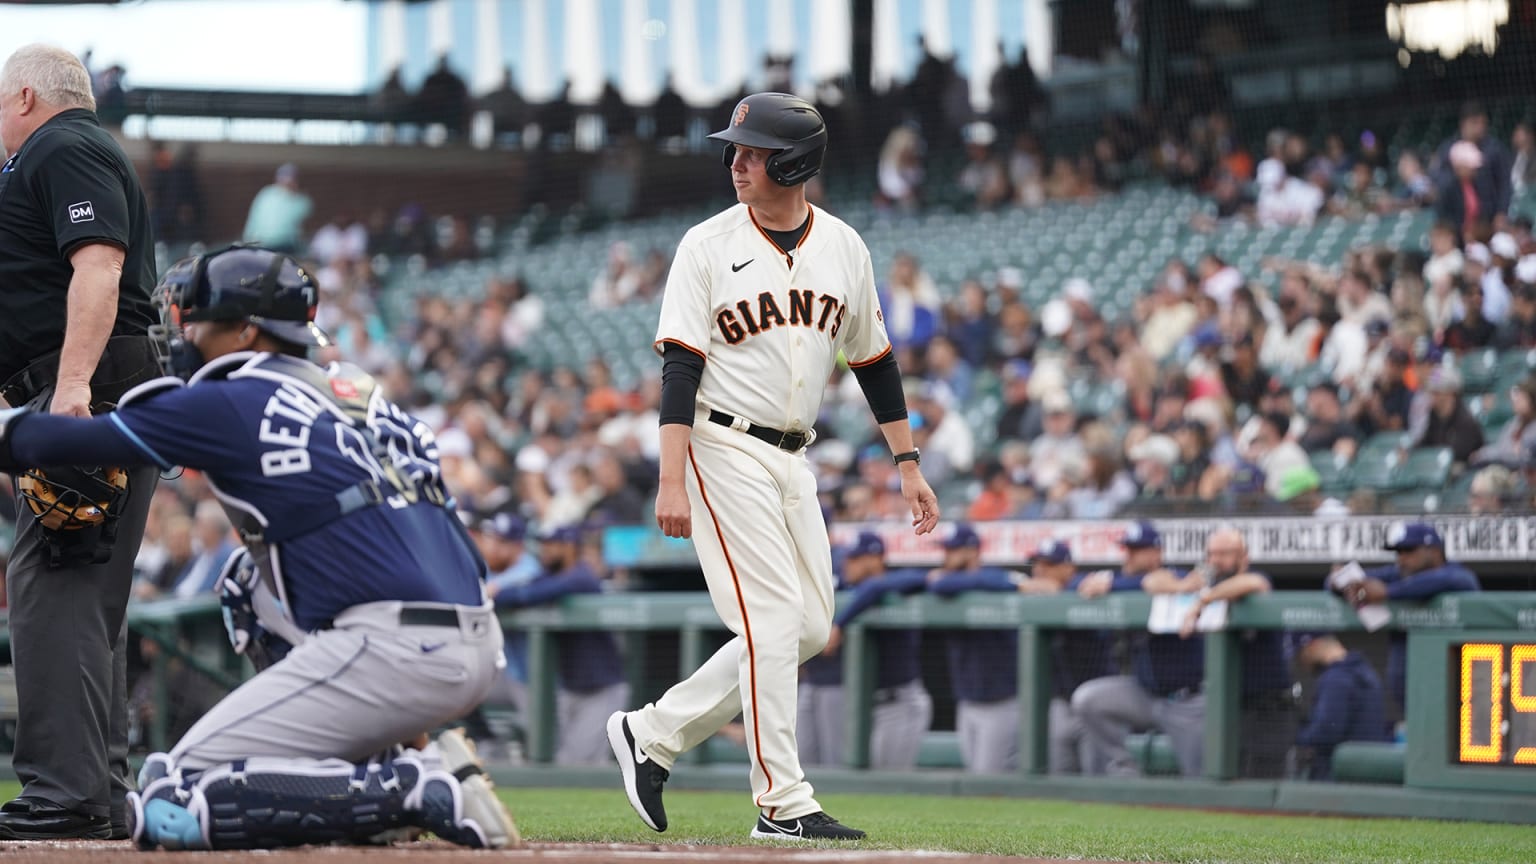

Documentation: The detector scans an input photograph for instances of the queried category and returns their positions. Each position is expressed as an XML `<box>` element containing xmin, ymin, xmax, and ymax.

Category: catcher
<box><xmin>0</xmin><ymin>244</ymin><xmax>518</xmax><ymax>851</ymax></box>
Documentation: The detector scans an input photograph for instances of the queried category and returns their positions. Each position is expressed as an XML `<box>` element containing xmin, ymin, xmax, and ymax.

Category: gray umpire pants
<box><xmin>555</xmin><ymin>681</ymin><xmax>631</xmax><ymax>766</ymax></box>
<box><xmin>957</xmin><ymin>698</ymin><xmax>1019</xmax><ymax>774</ymax></box>
<box><xmin>1071</xmin><ymin>675</ymin><xmax>1205</xmax><ymax>777</ymax></box>
<box><xmin>8</xmin><ymin>464</ymin><xmax>158</xmax><ymax>820</ymax></box>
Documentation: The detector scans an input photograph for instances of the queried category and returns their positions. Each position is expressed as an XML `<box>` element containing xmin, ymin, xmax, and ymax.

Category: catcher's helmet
<box><xmin>156</xmin><ymin>244</ymin><xmax>326</xmax><ymax>348</ymax></box>
<box><xmin>708</xmin><ymin>92</ymin><xmax>827</xmax><ymax>187</ymax></box>
<box><xmin>18</xmin><ymin>465</ymin><xmax>129</xmax><ymax>532</ymax></box>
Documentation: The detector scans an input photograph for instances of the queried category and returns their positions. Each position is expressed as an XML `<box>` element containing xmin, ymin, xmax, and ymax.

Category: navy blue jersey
<box><xmin>1097</xmin><ymin>569</ymin><xmax>1205</xmax><ymax>697</ymax></box>
<box><xmin>1296</xmin><ymin>652</ymin><xmax>1391</xmax><ymax>780</ymax></box>
<box><xmin>1357</xmin><ymin>561</ymin><xmax>1481</xmax><ymax>709</ymax></box>
<box><xmin>929</xmin><ymin>567</ymin><xmax>1020</xmax><ymax>703</ymax></box>
<box><xmin>829</xmin><ymin>568</ymin><xmax>927</xmax><ymax>690</ymax></box>
<box><xmin>9</xmin><ymin>353</ymin><xmax>485</xmax><ymax>630</ymax></box>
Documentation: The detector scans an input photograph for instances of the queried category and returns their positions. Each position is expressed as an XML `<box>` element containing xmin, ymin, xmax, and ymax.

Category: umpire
<box><xmin>0</xmin><ymin>44</ymin><xmax>160</xmax><ymax>840</ymax></box>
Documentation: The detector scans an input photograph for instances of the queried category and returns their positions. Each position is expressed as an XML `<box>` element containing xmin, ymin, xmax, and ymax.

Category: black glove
<box><xmin>0</xmin><ymin>407</ymin><xmax>34</xmax><ymax>472</ymax></box>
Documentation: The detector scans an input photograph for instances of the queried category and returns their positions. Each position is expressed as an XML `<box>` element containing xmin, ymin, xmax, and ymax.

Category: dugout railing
<box><xmin>2</xmin><ymin>590</ymin><xmax>1534</xmax><ymax>821</ymax></box>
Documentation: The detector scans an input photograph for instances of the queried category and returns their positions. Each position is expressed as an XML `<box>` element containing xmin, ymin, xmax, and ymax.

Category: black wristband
<box><xmin>893</xmin><ymin>449</ymin><xmax>921</xmax><ymax>466</ymax></box>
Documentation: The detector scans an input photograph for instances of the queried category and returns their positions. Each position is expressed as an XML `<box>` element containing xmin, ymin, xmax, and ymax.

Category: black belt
<box><xmin>707</xmin><ymin>409</ymin><xmax>809</xmax><ymax>452</ymax></box>
<box><xmin>318</xmin><ymin>605</ymin><xmax>462</xmax><ymax>631</ymax></box>
<box><xmin>1</xmin><ymin>334</ymin><xmax>158</xmax><ymax>409</ymax></box>
<box><xmin>401</xmin><ymin>607</ymin><xmax>461</xmax><ymax>628</ymax></box>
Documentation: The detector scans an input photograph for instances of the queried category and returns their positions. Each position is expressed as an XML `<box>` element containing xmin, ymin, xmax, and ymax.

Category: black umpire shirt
<box><xmin>0</xmin><ymin>108</ymin><xmax>156</xmax><ymax>384</ymax></box>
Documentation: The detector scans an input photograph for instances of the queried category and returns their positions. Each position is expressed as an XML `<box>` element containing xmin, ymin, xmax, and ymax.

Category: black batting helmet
<box><xmin>708</xmin><ymin>92</ymin><xmax>827</xmax><ymax>187</ymax></box>
<box><xmin>157</xmin><ymin>245</ymin><xmax>327</xmax><ymax>347</ymax></box>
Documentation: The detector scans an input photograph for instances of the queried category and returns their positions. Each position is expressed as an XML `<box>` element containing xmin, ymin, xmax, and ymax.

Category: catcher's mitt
<box><xmin>18</xmin><ymin>465</ymin><xmax>129</xmax><ymax>531</ymax></box>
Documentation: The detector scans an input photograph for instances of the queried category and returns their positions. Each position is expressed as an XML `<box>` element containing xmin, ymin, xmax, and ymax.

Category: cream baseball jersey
<box><xmin>653</xmin><ymin>203</ymin><xmax>891</xmax><ymax>433</ymax></box>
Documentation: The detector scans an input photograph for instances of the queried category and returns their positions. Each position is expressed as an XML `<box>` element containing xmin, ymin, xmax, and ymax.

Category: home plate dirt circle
<box><xmin>0</xmin><ymin>839</ymin><xmax>1123</xmax><ymax>863</ymax></box>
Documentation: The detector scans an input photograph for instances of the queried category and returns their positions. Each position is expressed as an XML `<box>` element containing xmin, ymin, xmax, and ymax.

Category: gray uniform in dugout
<box><xmin>801</xmin><ymin>531</ymin><xmax>933</xmax><ymax>770</ymax></box>
<box><xmin>0</xmin><ymin>44</ymin><xmax>161</xmax><ymax>841</ymax></box>
<box><xmin>0</xmin><ymin>244</ymin><xmax>519</xmax><ymax>851</ymax></box>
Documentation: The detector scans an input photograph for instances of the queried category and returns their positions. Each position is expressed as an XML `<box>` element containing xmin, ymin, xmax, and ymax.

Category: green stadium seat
<box><xmin>1125</xmin><ymin>732</ymin><xmax>1180</xmax><ymax>776</ymax></box>
<box><xmin>1395</xmin><ymin>447</ymin><xmax>1453</xmax><ymax>490</ymax></box>
<box><xmin>1350</xmin><ymin>446</ymin><xmax>1402</xmax><ymax>490</ymax></box>
<box><xmin>1458</xmin><ymin>348</ymin><xmax>1500</xmax><ymax>394</ymax></box>
<box><xmin>1310</xmin><ymin>450</ymin><xmax>1354</xmax><ymax>495</ymax></box>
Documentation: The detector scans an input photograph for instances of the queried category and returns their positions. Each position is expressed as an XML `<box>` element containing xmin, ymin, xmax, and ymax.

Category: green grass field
<box><xmin>499</xmin><ymin>787</ymin><xmax>1536</xmax><ymax>864</ymax></box>
<box><xmin>6</xmin><ymin>782</ymin><xmax>1529</xmax><ymax>862</ymax></box>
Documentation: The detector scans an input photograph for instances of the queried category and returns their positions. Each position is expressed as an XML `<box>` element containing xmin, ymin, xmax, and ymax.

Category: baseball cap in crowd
<box><xmin>1465</xmin><ymin>243</ymin><xmax>1493</xmax><ymax>268</ymax></box>
<box><xmin>1364</xmin><ymin>318</ymin><xmax>1390</xmax><ymax>338</ymax></box>
<box><xmin>1426</xmin><ymin>365</ymin><xmax>1464</xmax><ymax>393</ymax></box>
<box><xmin>483</xmin><ymin>512</ymin><xmax>528</xmax><ymax>542</ymax></box>
<box><xmin>1383</xmin><ymin>521</ymin><xmax>1443</xmax><ymax>551</ymax></box>
<box><xmin>848</xmin><ymin>531</ymin><xmax>886</xmax><ymax>558</ymax></box>
<box><xmin>1288</xmin><ymin>630</ymin><xmax>1331</xmax><ymax>656</ymax></box>
<box><xmin>1128</xmin><ymin>434</ymin><xmax>1180</xmax><ymax>467</ymax></box>
<box><xmin>1031</xmin><ymin>539</ymin><xmax>1073</xmax><ymax>565</ymax></box>
<box><xmin>1274</xmin><ymin>464</ymin><xmax>1322</xmax><ymax>503</ymax></box>
<box><xmin>1042</xmin><ymin>390</ymin><xmax>1073</xmax><ymax>415</ymax></box>
<box><xmin>1491</xmin><ymin>232</ymin><xmax>1521</xmax><ymax>261</ymax></box>
<box><xmin>1449</xmin><ymin>140</ymin><xmax>1484</xmax><ymax>170</ymax></box>
<box><xmin>943</xmin><ymin>523</ymin><xmax>982</xmax><ymax>550</ymax></box>
<box><xmin>539</xmin><ymin>524</ymin><xmax>583</xmax><ymax>545</ymax></box>
<box><xmin>1120</xmin><ymin>521</ymin><xmax>1162</xmax><ymax>549</ymax></box>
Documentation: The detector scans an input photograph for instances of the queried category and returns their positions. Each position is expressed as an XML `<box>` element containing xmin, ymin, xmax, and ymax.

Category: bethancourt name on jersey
<box><xmin>715</xmin><ymin>289</ymin><xmax>849</xmax><ymax>344</ymax></box>
<box><xmin>258</xmin><ymin>381</ymin><xmax>327</xmax><ymax>475</ymax></box>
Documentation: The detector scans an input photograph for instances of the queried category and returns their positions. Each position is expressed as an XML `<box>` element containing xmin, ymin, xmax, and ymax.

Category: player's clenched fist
<box><xmin>655</xmin><ymin>482</ymin><xmax>691</xmax><ymax>539</ymax></box>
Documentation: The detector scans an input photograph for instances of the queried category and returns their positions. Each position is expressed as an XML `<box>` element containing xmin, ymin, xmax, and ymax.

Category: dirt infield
<box><xmin>0</xmin><ymin>839</ymin><xmax>1116</xmax><ymax>863</ymax></box>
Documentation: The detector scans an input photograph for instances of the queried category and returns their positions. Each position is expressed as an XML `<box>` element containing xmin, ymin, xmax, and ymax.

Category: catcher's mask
<box><xmin>150</xmin><ymin>244</ymin><xmax>328</xmax><ymax>380</ymax></box>
<box><xmin>18</xmin><ymin>465</ymin><xmax>130</xmax><ymax>567</ymax></box>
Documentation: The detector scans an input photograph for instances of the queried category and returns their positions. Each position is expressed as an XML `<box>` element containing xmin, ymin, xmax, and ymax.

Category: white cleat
<box><xmin>434</xmin><ymin>728</ymin><xmax>521</xmax><ymax>848</ymax></box>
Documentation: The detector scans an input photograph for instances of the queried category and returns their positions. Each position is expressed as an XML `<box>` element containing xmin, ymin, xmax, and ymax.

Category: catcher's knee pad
<box><xmin>132</xmin><ymin>756</ymin><xmax>422</xmax><ymax>851</ymax></box>
<box><xmin>404</xmin><ymin>768</ymin><xmax>496</xmax><ymax>849</ymax></box>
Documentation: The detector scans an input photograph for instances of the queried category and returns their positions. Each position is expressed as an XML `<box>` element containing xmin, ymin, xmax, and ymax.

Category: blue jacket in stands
<box><xmin>493</xmin><ymin>561</ymin><xmax>625</xmax><ymax>693</ymax></box>
<box><xmin>1296</xmin><ymin>651</ymin><xmax>1391</xmax><ymax>780</ymax></box>
<box><xmin>1360</xmin><ymin>562</ymin><xmax>1481</xmax><ymax>709</ymax></box>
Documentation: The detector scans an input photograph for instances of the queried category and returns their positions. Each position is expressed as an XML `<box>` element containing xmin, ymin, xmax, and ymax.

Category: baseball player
<box><xmin>608</xmin><ymin>92</ymin><xmax>939</xmax><ymax>842</ymax></box>
<box><xmin>1072</xmin><ymin>522</ymin><xmax>1206</xmax><ymax>777</ymax></box>
<box><xmin>493</xmin><ymin>524</ymin><xmax>629</xmax><ymax>765</ymax></box>
<box><xmin>804</xmin><ymin>531</ymin><xmax>933</xmax><ymax>770</ymax></box>
<box><xmin>927</xmin><ymin>524</ymin><xmax>1025</xmax><ymax>774</ymax></box>
<box><xmin>0</xmin><ymin>245</ymin><xmax>517</xmax><ymax>851</ymax></box>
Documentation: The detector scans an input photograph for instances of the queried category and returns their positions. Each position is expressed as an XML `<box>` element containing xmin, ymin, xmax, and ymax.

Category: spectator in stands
<box><xmin>927</xmin><ymin>524</ymin><xmax>1021</xmax><ymax>774</ymax></box>
<box><xmin>1471</xmin><ymin>373</ymin><xmax>1536</xmax><ymax>467</ymax></box>
<box><xmin>1240</xmin><ymin>412</ymin><xmax>1309</xmax><ymax>501</ymax></box>
<box><xmin>1260</xmin><ymin>274</ymin><xmax>1322</xmax><ymax>373</ymax></box>
<box><xmin>1065</xmin><ymin>449</ymin><xmax>1137</xmax><ymax>520</ymax></box>
<box><xmin>1072</xmin><ymin>522</ymin><xmax>1204</xmax><ymax>777</ymax></box>
<box><xmin>1338</xmin><ymin>269</ymin><xmax>1393</xmax><ymax>327</ymax></box>
<box><xmin>1512</xmin><ymin>122</ymin><xmax>1536</xmax><ymax>201</ymax></box>
<box><xmin>1329</xmin><ymin>161</ymin><xmax>1386</xmax><ymax>219</ymax></box>
<box><xmin>1127</xmin><ymin>433</ymin><xmax>1179</xmax><ymax>501</ymax></box>
<box><xmin>876</xmin><ymin>124</ymin><xmax>925</xmax><ymax>212</ymax></box>
<box><xmin>167</xmin><ymin>501</ymin><xmax>235</xmax><ymax>599</ymax></box>
<box><xmin>416</xmin><ymin>55</ymin><xmax>470</xmax><ymax>137</ymax></box>
<box><xmin>1391</xmin><ymin>151</ymin><xmax>1436</xmax><ymax>209</ymax></box>
<box><xmin>491</xmin><ymin>525</ymin><xmax>628</xmax><ymax>765</ymax></box>
<box><xmin>1442</xmin><ymin>280</ymin><xmax>1497</xmax><ymax>351</ymax></box>
<box><xmin>1219</xmin><ymin>335</ymin><xmax>1269</xmax><ymax>410</ymax></box>
<box><xmin>947</xmin><ymin>279</ymin><xmax>994</xmax><ymax>367</ymax></box>
<box><xmin>1408</xmin><ymin>365</ymin><xmax>1484</xmax><ymax>465</ymax></box>
<box><xmin>1333</xmin><ymin>522</ymin><xmax>1480</xmax><ymax>714</ymax></box>
<box><xmin>1437</xmin><ymin>141</ymin><xmax>1495</xmax><ymax>244</ymax></box>
<box><xmin>479</xmin><ymin>66</ymin><xmax>529</xmax><ymax>142</ymax></box>
<box><xmin>1357</xmin><ymin>344</ymin><xmax>1413</xmax><ymax>436</ymax></box>
<box><xmin>879</xmin><ymin>252</ymin><xmax>941</xmax><ymax>355</ymax></box>
<box><xmin>242</xmin><ymin>163</ymin><xmax>312</xmax><ymax>253</ymax></box>
<box><xmin>1496</xmin><ymin>283</ymin><xmax>1536</xmax><ymax>348</ymax></box>
<box><xmin>811</xmin><ymin>532</ymin><xmax>932</xmax><ymax>771</ymax></box>
<box><xmin>1140</xmin><ymin>265</ymin><xmax>1199</xmax><ymax>361</ymax></box>
<box><xmin>650</xmin><ymin>75</ymin><xmax>688</xmax><ymax>143</ymax></box>
<box><xmin>1298</xmin><ymin>383</ymin><xmax>1360</xmax><ymax>458</ymax></box>
<box><xmin>956</xmin><ymin>122</ymin><xmax>1009</xmax><ymax>210</ymax></box>
<box><xmin>588</xmin><ymin>451</ymin><xmax>646</xmax><ymax>525</ymax></box>
<box><xmin>924</xmin><ymin>335</ymin><xmax>974</xmax><ymax>404</ymax></box>
<box><xmin>1292</xmin><ymin>633</ymin><xmax>1391</xmax><ymax>781</ymax></box>
<box><xmin>1467</xmin><ymin>464</ymin><xmax>1520</xmax><ymax>514</ymax></box>
<box><xmin>1006</xmin><ymin>131</ymin><xmax>1046</xmax><ymax>208</ymax></box>
<box><xmin>1435</xmin><ymin>101</ymin><xmax>1513</xmax><ymax>227</ymax></box>
<box><xmin>1029</xmin><ymin>391</ymin><xmax>1086</xmax><ymax>490</ymax></box>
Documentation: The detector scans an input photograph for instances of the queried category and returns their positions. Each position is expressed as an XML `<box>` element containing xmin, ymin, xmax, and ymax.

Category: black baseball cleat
<box><xmin>750</xmin><ymin>811</ymin><xmax>866</xmax><ymax>841</ymax></box>
<box><xmin>0</xmin><ymin>797</ymin><xmax>113</xmax><ymax>840</ymax></box>
<box><xmin>606</xmin><ymin>711</ymin><xmax>668</xmax><ymax>832</ymax></box>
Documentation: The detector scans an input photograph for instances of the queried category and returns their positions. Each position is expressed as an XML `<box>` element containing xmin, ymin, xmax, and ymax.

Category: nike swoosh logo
<box><xmin>421</xmin><ymin>642</ymin><xmax>447</xmax><ymax>653</ymax></box>
<box><xmin>633</xmin><ymin>740</ymin><xmax>650</xmax><ymax>765</ymax></box>
<box><xmin>761</xmin><ymin>819</ymin><xmax>802</xmax><ymax>836</ymax></box>
<box><xmin>732</xmin><ymin>259</ymin><xmax>754</xmax><ymax>272</ymax></box>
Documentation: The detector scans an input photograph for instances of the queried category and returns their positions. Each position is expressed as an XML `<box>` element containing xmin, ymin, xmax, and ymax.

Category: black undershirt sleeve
<box><xmin>849</xmin><ymin>351</ymin><xmax>908</xmax><ymax>424</ymax></box>
<box><xmin>659</xmin><ymin>343</ymin><xmax>705</xmax><ymax>426</ymax></box>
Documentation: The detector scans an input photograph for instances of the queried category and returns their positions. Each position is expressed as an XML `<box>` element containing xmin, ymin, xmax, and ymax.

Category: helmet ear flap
<box><xmin>720</xmin><ymin>143</ymin><xmax>737</xmax><ymax>168</ymax></box>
